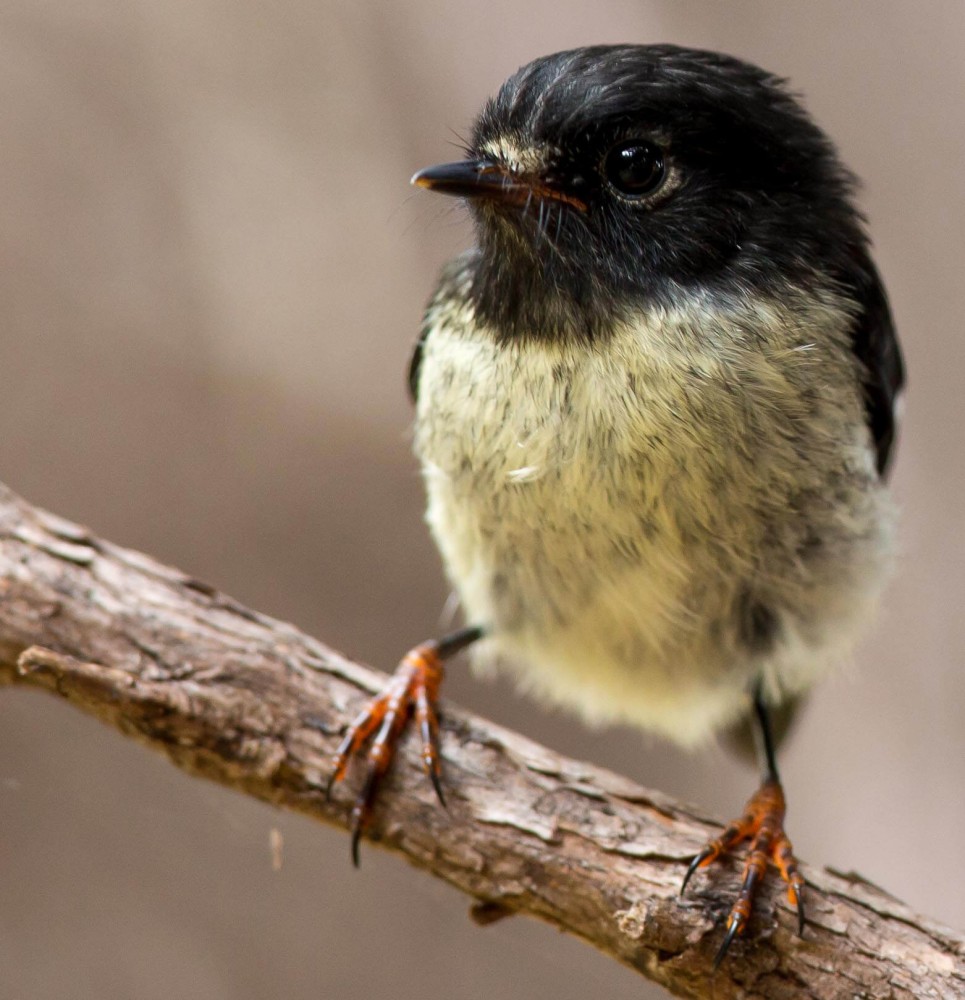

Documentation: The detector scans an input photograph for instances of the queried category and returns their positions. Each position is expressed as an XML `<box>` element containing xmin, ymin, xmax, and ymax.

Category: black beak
<box><xmin>411</xmin><ymin>159</ymin><xmax>517</xmax><ymax>199</ymax></box>
<box><xmin>411</xmin><ymin>159</ymin><xmax>587</xmax><ymax>211</ymax></box>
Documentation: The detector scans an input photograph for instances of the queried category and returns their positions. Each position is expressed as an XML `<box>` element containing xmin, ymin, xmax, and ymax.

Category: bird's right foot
<box><xmin>326</xmin><ymin>625</ymin><xmax>482</xmax><ymax>865</ymax></box>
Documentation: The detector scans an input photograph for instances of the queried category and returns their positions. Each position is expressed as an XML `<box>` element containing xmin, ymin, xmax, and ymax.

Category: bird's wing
<box><xmin>407</xmin><ymin>328</ymin><xmax>427</xmax><ymax>403</ymax></box>
<box><xmin>847</xmin><ymin>251</ymin><xmax>905</xmax><ymax>478</ymax></box>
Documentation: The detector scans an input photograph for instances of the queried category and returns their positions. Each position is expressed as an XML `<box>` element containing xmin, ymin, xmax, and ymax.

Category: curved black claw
<box><xmin>351</xmin><ymin>826</ymin><xmax>362</xmax><ymax>868</ymax></box>
<box><xmin>429</xmin><ymin>768</ymin><xmax>447</xmax><ymax>809</ymax></box>
<box><xmin>793</xmin><ymin>885</ymin><xmax>806</xmax><ymax>936</ymax></box>
<box><xmin>419</xmin><ymin>708</ymin><xmax>447</xmax><ymax>808</ymax></box>
<box><xmin>680</xmin><ymin>847</ymin><xmax>713</xmax><ymax>896</ymax></box>
<box><xmin>713</xmin><ymin>917</ymin><xmax>742</xmax><ymax>971</ymax></box>
<box><xmin>348</xmin><ymin>769</ymin><xmax>382</xmax><ymax>868</ymax></box>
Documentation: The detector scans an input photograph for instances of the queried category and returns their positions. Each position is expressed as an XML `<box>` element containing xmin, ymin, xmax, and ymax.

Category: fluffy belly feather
<box><xmin>414</xmin><ymin>305</ymin><xmax>893</xmax><ymax>744</ymax></box>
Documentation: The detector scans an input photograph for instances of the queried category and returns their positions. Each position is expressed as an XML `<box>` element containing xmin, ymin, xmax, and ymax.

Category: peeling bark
<box><xmin>0</xmin><ymin>483</ymin><xmax>961</xmax><ymax>999</ymax></box>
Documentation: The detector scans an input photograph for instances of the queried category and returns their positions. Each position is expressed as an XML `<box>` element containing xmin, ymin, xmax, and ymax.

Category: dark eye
<box><xmin>602</xmin><ymin>140</ymin><xmax>666</xmax><ymax>197</ymax></box>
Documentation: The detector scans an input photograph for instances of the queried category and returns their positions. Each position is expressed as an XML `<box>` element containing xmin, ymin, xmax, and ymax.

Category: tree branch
<box><xmin>0</xmin><ymin>482</ymin><xmax>961</xmax><ymax>999</ymax></box>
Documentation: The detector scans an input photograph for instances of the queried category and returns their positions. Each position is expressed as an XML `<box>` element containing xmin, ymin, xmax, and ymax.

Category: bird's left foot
<box><xmin>680</xmin><ymin>777</ymin><xmax>805</xmax><ymax>968</ymax></box>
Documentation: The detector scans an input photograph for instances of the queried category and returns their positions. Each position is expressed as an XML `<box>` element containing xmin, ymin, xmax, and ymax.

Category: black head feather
<box><xmin>465</xmin><ymin>46</ymin><xmax>867</xmax><ymax>332</ymax></box>
<box><xmin>437</xmin><ymin>45</ymin><xmax>903</xmax><ymax>472</ymax></box>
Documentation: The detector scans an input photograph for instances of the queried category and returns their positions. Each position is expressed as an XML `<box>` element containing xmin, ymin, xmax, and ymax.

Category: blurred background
<box><xmin>0</xmin><ymin>1</ymin><xmax>962</xmax><ymax>997</ymax></box>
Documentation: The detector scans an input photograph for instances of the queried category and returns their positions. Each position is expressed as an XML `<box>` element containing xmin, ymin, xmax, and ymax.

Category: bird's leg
<box><xmin>680</xmin><ymin>687</ymin><xmax>805</xmax><ymax>968</ymax></box>
<box><xmin>326</xmin><ymin>624</ymin><xmax>483</xmax><ymax>865</ymax></box>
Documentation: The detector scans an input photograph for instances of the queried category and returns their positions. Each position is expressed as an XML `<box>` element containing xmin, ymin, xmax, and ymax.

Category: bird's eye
<box><xmin>602</xmin><ymin>140</ymin><xmax>666</xmax><ymax>198</ymax></box>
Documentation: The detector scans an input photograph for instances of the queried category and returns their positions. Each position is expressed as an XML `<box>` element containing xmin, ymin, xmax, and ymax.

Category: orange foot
<box><xmin>680</xmin><ymin>778</ymin><xmax>805</xmax><ymax>968</ymax></box>
<box><xmin>326</xmin><ymin>626</ymin><xmax>481</xmax><ymax>865</ymax></box>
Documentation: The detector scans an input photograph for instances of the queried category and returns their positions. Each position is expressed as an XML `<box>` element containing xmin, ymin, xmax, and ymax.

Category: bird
<box><xmin>327</xmin><ymin>44</ymin><xmax>904</xmax><ymax>966</ymax></box>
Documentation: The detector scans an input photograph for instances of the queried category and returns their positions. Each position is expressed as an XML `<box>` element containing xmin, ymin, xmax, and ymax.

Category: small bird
<box><xmin>329</xmin><ymin>44</ymin><xmax>904</xmax><ymax>965</ymax></box>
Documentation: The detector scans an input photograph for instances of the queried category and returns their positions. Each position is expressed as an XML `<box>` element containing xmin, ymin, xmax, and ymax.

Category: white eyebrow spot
<box><xmin>479</xmin><ymin>137</ymin><xmax>548</xmax><ymax>174</ymax></box>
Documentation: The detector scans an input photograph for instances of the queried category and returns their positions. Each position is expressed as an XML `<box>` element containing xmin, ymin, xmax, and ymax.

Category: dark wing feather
<box><xmin>847</xmin><ymin>251</ymin><xmax>905</xmax><ymax>477</ymax></box>
<box><xmin>407</xmin><ymin>329</ymin><xmax>427</xmax><ymax>403</ymax></box>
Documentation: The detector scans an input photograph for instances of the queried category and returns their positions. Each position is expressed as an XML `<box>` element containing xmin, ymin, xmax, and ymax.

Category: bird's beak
<box><xmin>411</xmin><ymin>159</ymin><xmax>508</xmax><ymax>199</ymax></box>
<box><xmin>411</xmin><ymin>159</ymin><xmax>587</xmax><ymax>211</ymax></box>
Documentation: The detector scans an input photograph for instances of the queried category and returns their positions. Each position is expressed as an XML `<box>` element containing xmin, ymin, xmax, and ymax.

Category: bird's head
<box><xmin>413</xmin><ymin>45</ymin><xmax>866</xmax><ymax>341</ymax></box>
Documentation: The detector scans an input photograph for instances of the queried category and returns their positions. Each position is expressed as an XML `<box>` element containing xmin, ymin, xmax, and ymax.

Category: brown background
<box><xmin>0</xmin><ymin>2</ymin><xmax>962</xmax><ymax>998</ymax></box>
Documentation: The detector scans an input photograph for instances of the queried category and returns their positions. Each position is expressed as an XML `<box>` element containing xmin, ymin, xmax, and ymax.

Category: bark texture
<box><xmin>0</xmin><ymin>483</ymin><xmax>961</xmax><ymax>999</ymax></box>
